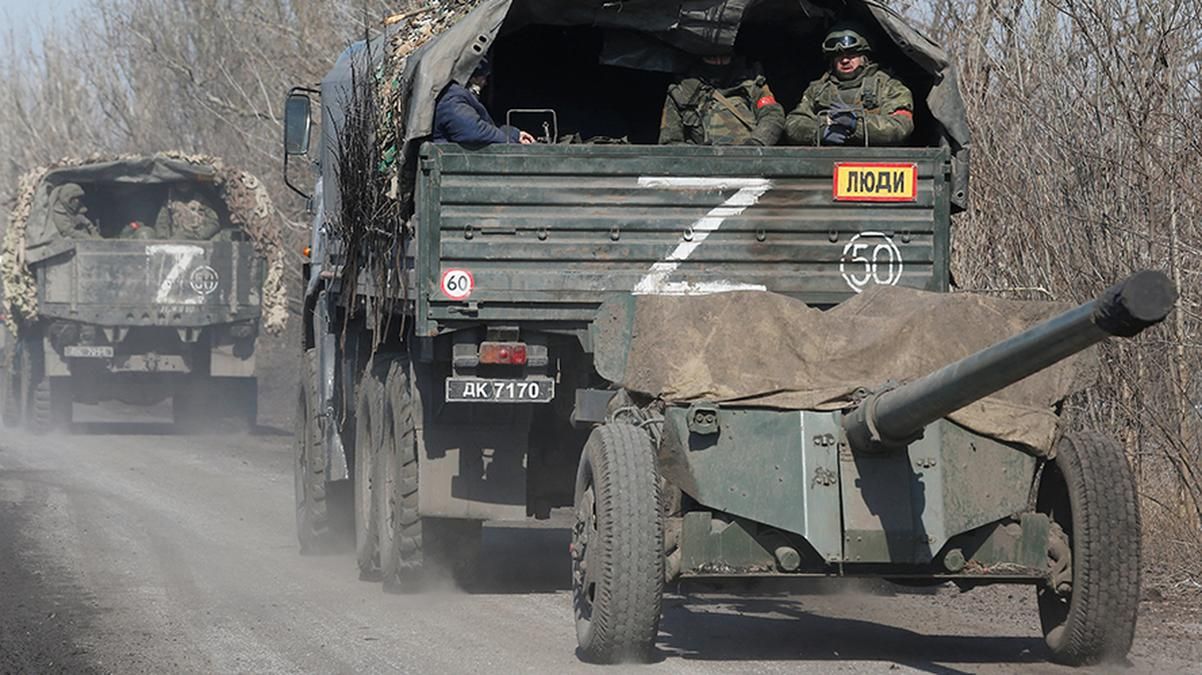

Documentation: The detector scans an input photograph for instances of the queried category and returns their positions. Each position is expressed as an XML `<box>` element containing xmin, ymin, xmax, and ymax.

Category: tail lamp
<box><xmin>479</xmin><ymin>341</ymin><xmax>527</xmax><ymax>365</ymax></box>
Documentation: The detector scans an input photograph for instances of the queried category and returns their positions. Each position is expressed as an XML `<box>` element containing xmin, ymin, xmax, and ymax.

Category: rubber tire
<box><xmin>378</xmin><ymin>354</ymin><xmax>422</xmax><ymax>591</ymax></box>
<box><xmin>172</xmin><ymin>384</ymin><xmax>200</xmax><ymax>433</ymax></box>
<box><xmin>573</xmin><ymin>422</ymin><xmax>663</xmax><ymax>664</ymax></box>
<box><xmin>377</xmin><ymin>355</ymin><xmax>482</xmax><ymax>592</ymax></box>
<box><xmin>29</xmin><ymin>376</ymin><xmax>68</xmax><ymax>433</ymax></box>
<box><xmin>294</xmin><ymin>348</ymin><xmax>349</xmax><ymax>554</ymax></box>
<box><xmin>354</xmin><ymin>361</ymin><xmax>384</xmax><ymax>580</ymax></box>
<box><xmin>1037</xmin><ymin>431</ymin><xmax>1140</xmax><ymax>665</ymax></box>
<box><xmin>2</xmin><ymin>347</ymin><xmax>23</xmax><ymax>428</ymax></box>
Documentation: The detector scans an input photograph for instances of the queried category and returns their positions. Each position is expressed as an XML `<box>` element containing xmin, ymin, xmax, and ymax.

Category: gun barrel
<box><xmin>844</xmin><ymin>270</ymin><xmax>1177</xmax><ymax>450</ymax></box>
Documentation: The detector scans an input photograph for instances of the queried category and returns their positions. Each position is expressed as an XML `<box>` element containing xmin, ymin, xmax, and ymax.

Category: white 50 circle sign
<box><xmin>840</xmin><ymin>232</ymin><xmax>904</xmax><ymax>293</ymax></box>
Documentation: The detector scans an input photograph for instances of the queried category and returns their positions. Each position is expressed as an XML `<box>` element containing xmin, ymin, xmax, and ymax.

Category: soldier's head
<box><xmin>174</xmin><ymin>182</ymin><xmax>196</xmax><ymax>200</ymax></box>
<box><xmin>468</xmin><ymin>55</ymin><xmax>492</xmax><ymax>94</ymax></box>
<box><xmin>58</xmin><ymin>183</ymin><xmax>86</xmax><ymax>214</ymax></box>
<box><xmin>822</xmin><ymin>22</ymin><xmax>872</xmax><ymax>79</ymax></box>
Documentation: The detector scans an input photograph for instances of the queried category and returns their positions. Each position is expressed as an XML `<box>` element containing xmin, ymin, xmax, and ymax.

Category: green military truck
<box><xmin>1</xmin><ymin>155</ymin><xmax>287</xmax><ymax>431</ymax></box>
<box><xmin>284</xmin><ymin>0</ymin><xmax>1158</xmax><ymax>666</ymax></box>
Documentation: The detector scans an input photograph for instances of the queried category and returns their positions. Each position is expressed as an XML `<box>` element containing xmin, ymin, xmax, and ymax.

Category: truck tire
<box><xmin>376</xmin><ymin>355</ymin><xmax>482</xmax><ymax>592</ymax></box>
<box><xmin>1037</xmin><ymin>431</ymin><xmax>1140</xmax><ymax>665</ymax></box>
<box><xmin>172</xmin><ymin>384</ymin><xmax>199</xmax><ymax>433</ymax></box>
<box><xmin>30</xmin><ymin>376</ymin><xmax>69</xmax><ymax>433</ymax></box>
<box><xmin>294</xmin><ymin>348</ymin><xmax>349</xmax><ymax>554</ymax></box>
<box><xmin>354</xmin><ymin>362</ymin><xmax>384</xmax><ymax>580</ymax></box>
<box><xmin>2</xmin><ymin>349</ymin><xmax>23</xmax><ymax>428</ymax></box>
<box><xmin>572</xmin><ymin>422</ymin><xmax>663</xmax><ymax>664</ymax></box>
<box><xmin>377</xmin><ymin>354</ymin><xmax>421</xmax><ymax>591</ymax></box>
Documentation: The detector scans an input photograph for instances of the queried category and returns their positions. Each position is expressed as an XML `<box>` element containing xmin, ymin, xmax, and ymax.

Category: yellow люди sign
<box><xmin>833</xmin><ymin>163</ymin><xmax>918</xmax><ymax>202</ymax></box>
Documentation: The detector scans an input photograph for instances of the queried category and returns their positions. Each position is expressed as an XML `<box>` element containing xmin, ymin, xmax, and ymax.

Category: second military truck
<box><xmin>1</xmin><ymin>155</ymin><xmax>287</xmax><ymax>431</ymax></box>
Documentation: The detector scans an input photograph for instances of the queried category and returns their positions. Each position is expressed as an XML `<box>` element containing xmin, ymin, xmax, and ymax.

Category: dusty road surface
<box><xmin>2</xmin><ymin>417</ymin><xmax>1200</xmax><ymax>674</ymax></box>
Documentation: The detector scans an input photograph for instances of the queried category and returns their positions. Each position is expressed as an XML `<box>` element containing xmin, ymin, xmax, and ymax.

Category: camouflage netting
<box><xmin>1</xmin><ymin>152</ymin><xmax>289</xmax><ymax>336</ymax></box>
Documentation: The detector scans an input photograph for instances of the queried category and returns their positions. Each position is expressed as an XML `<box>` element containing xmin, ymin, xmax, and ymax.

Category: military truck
<box><xmin>1</xmin><ymin>155</ymin><xmax>288</xmax><ymax>431</ymax></box>
<box><xmin>283</xmin><ymin>0</ymin><xmax>1160</xmax><ymax>666</ymax></box>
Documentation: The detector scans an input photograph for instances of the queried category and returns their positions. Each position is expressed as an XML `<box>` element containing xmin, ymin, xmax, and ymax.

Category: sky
<box><xmin>1</xmin><ymin>0</ymin><xmax>88</xmax><ymax>48</ymax></box>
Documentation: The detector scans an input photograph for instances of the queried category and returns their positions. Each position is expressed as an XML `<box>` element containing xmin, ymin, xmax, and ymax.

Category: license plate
<box><xmin>64</xmin><ymin>345</ymin><xmax>114</xmax><ymax>358</ymax></box>
<box><xmin>445</xmin><ymin>377</ymin><xmax>554</xmax><ymax>403</ymax></box>
<box><xmin>833</xmin><ymin>162</ymin><xmax>918</xmax><ymax>202</ymax></box>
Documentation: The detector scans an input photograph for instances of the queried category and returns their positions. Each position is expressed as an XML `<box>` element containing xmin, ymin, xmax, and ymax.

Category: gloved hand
<box><xmin>822</xmin><ymin>125</ymin><xmax>850</xmax><ymax>145</ymax></box>
<box><xmin>826</xmin><ymin>102</ymin><xmax>858</xmax><ymax>134</ymax></box>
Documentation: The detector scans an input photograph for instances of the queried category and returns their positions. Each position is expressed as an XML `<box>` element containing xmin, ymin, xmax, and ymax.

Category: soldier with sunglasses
<box><xmin>785</xmin><ymin>22</ymin><xmax>914</xmax><ymax>146</ymax></box>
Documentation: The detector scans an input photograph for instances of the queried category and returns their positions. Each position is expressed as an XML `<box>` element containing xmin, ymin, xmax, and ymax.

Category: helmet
<box><xmin>822</xmin><ymin>22</ymin><xmax>872</xmax><ymax>55</ymax></box>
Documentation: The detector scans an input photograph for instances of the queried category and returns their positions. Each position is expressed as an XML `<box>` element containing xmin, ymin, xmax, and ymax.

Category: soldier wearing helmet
<box><xmin>659</xmin><ymin>48</ymin><xmax>784</xmax><ymax>147</ymax></box>
<box><xmin>785</xmin><ymin>22</ymin><xmax>914</xmax><ymax>146</ymax></box>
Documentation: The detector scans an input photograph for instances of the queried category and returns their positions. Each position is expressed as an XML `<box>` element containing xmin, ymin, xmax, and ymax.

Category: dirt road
<box><xmin>1</xmin><ymin>420</ymin><xmax>1199</xmax><ymax>674</ymax></box>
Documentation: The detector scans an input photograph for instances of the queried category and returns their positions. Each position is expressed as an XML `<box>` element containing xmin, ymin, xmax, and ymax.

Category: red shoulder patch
<box><xmin>756</xmin><ymin>95</ymin><xmax>777</xmax><ymax>109</ymax></box>
<box><xmin>891</xmin><ymin>109</ymin><xmax>914</xmax><ymax>119</ymax></box>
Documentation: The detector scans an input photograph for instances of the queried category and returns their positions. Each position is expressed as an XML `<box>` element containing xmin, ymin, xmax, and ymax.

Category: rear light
<box><xmin>479</xmin><ymin>341</ymin><xmax>527</xmax><ymax>365</ymax></box>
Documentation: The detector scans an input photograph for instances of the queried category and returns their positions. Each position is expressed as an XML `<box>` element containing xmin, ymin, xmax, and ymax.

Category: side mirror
<box><xmin>284</xmin><ymin>94</ymin><xmax>313</xmax><ymax>156</ymax></box>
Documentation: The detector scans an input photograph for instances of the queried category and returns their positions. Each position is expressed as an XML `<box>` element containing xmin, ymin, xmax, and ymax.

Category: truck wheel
<box><xmin>1036</xmin><ymin>431</ymin><xmax>1140</xmax><ymax>665</ymax></box>
<box><xmin>572</xmin><ymin>422</ymin><xmax>663</xmax><ymax>664</ymax></box>
<box><xmin>354</xmin><ymin>363</ymin><xmax>384</xmax><ymax>580</ymax></box>
<box><xmin>377</xmin><ymin>355</ymin><xmax>420</xmax><ymax>591</ymax></box>
<box><xmin>2</xmin><ymin>350</ymin><xmax>22</xmax><ymax>428</ymax></box>
<box><xmin>377</xmin><ymin>355</ymin><xmax>483</xmax><ymax>591</ymax></box>
<box><xmin>30</xmin><ymin>376</ymin><xmax>69</xmax><ymax>433</ymax></box>
<box><xmin>172</xmin><ymin>385</ymin><xmax>198</xmax><ymax>432</ymax></box>
<box><xmin>294</xmin><ymin>348</ymin><xmax>348</xmax><ymax>554</ymax></box>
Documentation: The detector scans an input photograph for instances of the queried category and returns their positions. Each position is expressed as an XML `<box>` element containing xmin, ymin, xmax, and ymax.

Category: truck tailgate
<box><xmin>34</xmin><ymin>240</ymin><xmax>263</xmax><ymax>326</ymax></box>
<box><xmin>416</xmin><ymin>144</ymin><xmax>950</xmax><ymax>334</ymax></box>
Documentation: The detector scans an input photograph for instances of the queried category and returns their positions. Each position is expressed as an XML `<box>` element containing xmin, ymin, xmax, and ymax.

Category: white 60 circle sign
<box><xmin>440</xmin><ymin>269</ymin><xmax>474</xmax><ymax>300</ymax></box>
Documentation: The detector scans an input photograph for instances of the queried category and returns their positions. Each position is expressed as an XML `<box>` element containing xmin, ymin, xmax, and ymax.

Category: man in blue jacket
<box><xmin>434</xmin><ymin>57</ymin><xmax>535</xmax><ymax>145</ymax></box>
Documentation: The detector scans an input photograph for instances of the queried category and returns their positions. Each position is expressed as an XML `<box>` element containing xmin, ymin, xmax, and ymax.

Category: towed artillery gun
<box><xmin>574</xmin><ymin>270</ymin><xmax>1175</xmax><ymax>665</ymax></box>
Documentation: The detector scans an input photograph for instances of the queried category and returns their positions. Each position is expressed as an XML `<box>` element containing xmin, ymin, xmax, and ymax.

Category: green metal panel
<box><xmin>33</xmin><ymin>240</ymin><xmax>263</xmax><ymax>327</ymax></box>
<box><xmin>661</xmin><ymin>405</ymin><xmax>1038</xmax><ymax>567</ymax></box>
<box><xmin>839</xmin><ymin>418</ymin><xmax>1037</xmax><ymax>564</ymax></box>
<box><xmin>415</xmin><ymin>144</ymin><xmax>952</xmax><ymax>336</ymax></box>
<box><xmin>660</xmin><ymin>407</ymin><xmax>843</xmax><ymax>563</ymax></box>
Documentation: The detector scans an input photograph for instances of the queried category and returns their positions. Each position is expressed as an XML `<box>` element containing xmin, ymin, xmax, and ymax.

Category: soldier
<box><xmin>660</xmin><ymin>51</ymin><xmax>784</xmax><ymax>146</ymax></box>
<box><xmin>47</xmin><ymin>183</ymin><xmax>98</xmax><ymax>239</ymax></box>
<box><xmin>155</xmin><ymin>183</ymin><xmax>222</xmax><ymax>241</ymax></box>
<box><xmin>785</xmin><ymin>23</ymin><xmax>914</xmax><ymax>146</ymax></box>
<box><xmin>434</xmin><ymin>56</ymin><xmax>535</xmax><ymax>145</ymax></box>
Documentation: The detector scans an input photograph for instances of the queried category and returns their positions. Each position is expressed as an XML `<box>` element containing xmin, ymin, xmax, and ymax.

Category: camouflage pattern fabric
<box><xmin>785</xmin><ymin>63</ymin><xmax>914</xmax><ymax>146</ymax></box>
<box><xmin>660</xmin><ymin>71</ymin><xmax>784</xmax><ymax>146</ymax></box>
<box><xmin>155</xmin><ymin>195</ymin><xmax>222</xmax><ymax>241</ymax></box>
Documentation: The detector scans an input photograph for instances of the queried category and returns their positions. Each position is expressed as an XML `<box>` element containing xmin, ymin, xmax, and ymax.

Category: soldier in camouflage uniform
<box><xmin>155</xmin><ymin>183</ymin><xmax>223</xmax><ymax>241</ymax></box>
<box><xmin>659</xmin><ymin>51</ymin><xmax>784</xmax><ymax>146</ymax></box>
<box><xmin>47</xmin><ymin>183</ymin><xmax>99</xmax><ymax>239</ymax></box>
<box><xmin>785</xmin><ymin>23</ymin><xmax>914</xmax><ymax>146</ymax></box>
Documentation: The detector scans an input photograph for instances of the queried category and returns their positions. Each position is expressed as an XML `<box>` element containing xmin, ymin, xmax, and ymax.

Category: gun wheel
<box><xmin>572</xmin><ymin>422</ymin><xmax>662</xmax><ymax>664</ymax></box>
<box><xmin>1036</xmin><ymin>431</ymin><xmax>1140</xmax><ymax>666</ymax></box>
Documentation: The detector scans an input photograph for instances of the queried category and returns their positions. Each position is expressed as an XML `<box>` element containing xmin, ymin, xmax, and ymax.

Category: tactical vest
<box><xmin>816</xmin><ymin>70</ymin><xmax>884</xmax><ymax>113</ymax></box>
<box><xmin>670</xmin><ymin>77</ymin><xmax>764</xmax><ymax>145</ymax></box>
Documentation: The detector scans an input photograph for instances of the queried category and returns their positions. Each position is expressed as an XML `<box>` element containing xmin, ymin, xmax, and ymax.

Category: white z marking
<box><xmin>147</xmin><ymin>244</ymin><xmax>205</xmax><ymax>305</ymax></box>
<box><xmin>632</xmin><ymin>177</ymin><xmax>772</xmax><ymax>295</ymax></box>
